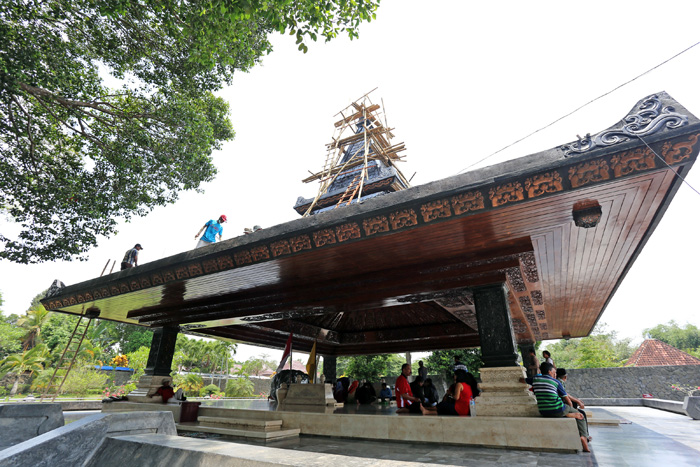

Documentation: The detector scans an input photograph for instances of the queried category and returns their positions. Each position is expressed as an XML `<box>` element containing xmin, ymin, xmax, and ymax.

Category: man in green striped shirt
<box><xmin>520</xmin><ymin>362</ymin><xmax>590</xmax><ymax>452</ymax></box>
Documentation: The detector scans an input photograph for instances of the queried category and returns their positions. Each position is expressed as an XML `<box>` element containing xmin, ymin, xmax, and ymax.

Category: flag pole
<box><xmin>289</xmin><ymin>338</ymin><xmax>293</xmax><ymax>385</ymax></box>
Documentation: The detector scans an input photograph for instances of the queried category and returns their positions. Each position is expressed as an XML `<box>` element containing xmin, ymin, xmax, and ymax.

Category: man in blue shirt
<box><xmin>520</xmin><ymin>362</ymin><xmax>590</xmax><ymax>452</ymax></box>
<box><xmin>194</xmin><ymin>215</ymin><xmax>227</xmax><ymax>248</ymax></box>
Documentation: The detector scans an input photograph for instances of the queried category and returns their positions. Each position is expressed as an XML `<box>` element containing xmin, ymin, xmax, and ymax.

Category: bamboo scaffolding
<box><xmin>302</xmin><ymin>92</ymin><xmax>410</xmax><ymax>216</ymax></box>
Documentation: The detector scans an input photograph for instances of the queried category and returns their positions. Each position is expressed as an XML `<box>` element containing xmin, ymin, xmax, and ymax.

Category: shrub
<box><xmin>200</xmin><ymin>384</ymin><xmax>220</xmax><ymax>396</ymax></box>
<box><xmin>225</xmin><ymin>377</ymin><xmax>254</xmax><ymax>397</ymax></box>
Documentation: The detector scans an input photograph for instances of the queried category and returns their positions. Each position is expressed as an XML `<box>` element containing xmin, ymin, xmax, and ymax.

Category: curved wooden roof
<box><xmin>43</xmin><ymin>92</ymin><xmax>700</xmax><ymax>355</ymax></box>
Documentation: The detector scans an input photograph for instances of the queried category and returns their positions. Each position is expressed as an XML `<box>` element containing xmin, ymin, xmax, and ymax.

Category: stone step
<box><xmin>196</xmin><ymin>416</ymin><xmax>283</xmax><ymax>431</ymax></box>
<box><xmin>177</xmin><ymin>422</ymin><xmax>300</xmax><ymax>440</ymax></box>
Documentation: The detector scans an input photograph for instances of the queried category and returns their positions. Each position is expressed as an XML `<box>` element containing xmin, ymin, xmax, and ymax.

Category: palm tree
<box><xmin>0</xmin><ymin>345</ymin><xmax>46</xmax><ymax>396</ymax></box>
<box><xmin>176</xmin><ymin>373</ymin><xmax>204</xmax><ymax>396</ymax></box>
<box><xmin>16</xmin><ymin>306</ymin><xmax>50</xmax><ymax>350</ymax></box>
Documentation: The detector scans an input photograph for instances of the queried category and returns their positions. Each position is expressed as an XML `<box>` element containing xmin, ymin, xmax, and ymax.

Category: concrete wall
<box><xmin>564</xmin><ymin>365</ymin><xmax>700</xmax><ymax>401</ymax></box>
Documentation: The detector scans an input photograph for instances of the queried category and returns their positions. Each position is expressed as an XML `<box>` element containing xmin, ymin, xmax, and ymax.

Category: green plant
<box><xmin>61</xmin><ymin>364</ymin><xmax>109</xmax><ymax>398</ymax></box>
<box><xmin>225</xmin><ymin>377</ymin><xmax>254</xmax><ymax>398</ymax></box>
<box><xmin>0</xmin><ymin>344</ymin><xmax>46</xmax><ymax>395</ymax></box>
<box><xmin>200</xmin><ymin>384</ymin><xmax>220</xmax><ymax>396</ymax></box>
<box><xmin>173</xmin><ymin>373</ymin><xmax>204</xmax><ymax>396</ymax></box>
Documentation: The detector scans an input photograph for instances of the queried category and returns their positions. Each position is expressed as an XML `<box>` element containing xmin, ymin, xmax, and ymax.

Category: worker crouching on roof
<box><xmin>121</xmin><ymin>244</ymin><xmax>143</xmax><ymax>270</ymax></box>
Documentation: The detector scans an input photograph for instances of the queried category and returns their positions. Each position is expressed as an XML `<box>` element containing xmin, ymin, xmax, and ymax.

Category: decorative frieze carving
<box><xmin>506</xmin><ymin>268</ymin><xmax>527</xmax><ymax>293</ymax></box>
<box><xmin>188</xmin><ymin>263</ymin><xmax>203</xmax><ymax>277</ymax></box>
<box><xmin>610</xmin><ymin>147</ymin><xmax>656</xmax><ymax>177</ymax></box>
<box><xmin>662</xmin><ymin>133</ymin><xmax>700</xmax><ymax>164</ymax></box>
<box><xmin>518</xmin><ymin>296</ymin><xmax>534</xmax><ymax>314</ymax></box>
<box><xmin>519</xmin><ymin>252</ymin><xmax>539</xmax><ymax>283</ymax></box>
<box><xmin>524</xmin><ymin>171</ymin><xmax>564</xmax><ymax>198</ymax></box>
<box><xmin>335</xmin><ymin>223</ymin><xmax>361</xmax><ymax>242</ymax></box>
<box><xmin>420</xmin><ymin>199</ymin><xmax>451</xmax><ymax>223</ymax></box>
<box><xmin>362</xmin><ymin>216</ymin><xmax>390</xmax><ymax>236</ymax></box>
<box><xmin>489</xmin><ymin>182</ymin><xmax>524</xmax><ymax>207</ymax></box>
<box><xmin>313</xmin><ymin>229</ymin><xmax>337</xmax><ymax>248</ymax></box>
<box><xmin>234</xmin><ymin>251</ymin><xmax>253</xmax><ymax>266</ymax></box>
<box><xmin>568</xmin><ymin>160</ymin><xmax>610</xmax><ymax>188</ymax></box>
<box><xmin>289</xmin><ymin>235</ymin><xmax>312</xmax><ymax>252</ymax></box>
<box><xmin>531</xmin><ymin>290</ymin><xmax>543</xmax><ymax>306</ymax></box>
<box><xmin>217</xmin><ymin>255</ymin><xmax>235</xmax><ymax>270</ymax></box>
<box><xmin>270</xmin><ymin>240</ymin><xmax>292</xmax><ymax>257</ymax></box>
<box><xmin>451</xmin><ymin>191</ymin><xmax>485</xmax><ymax>215</ymax></box>
<box><xmin>389</xmin><ymin>209</ymin><xmax>418</xmax><ymax>230</ymax></box>
<box><xmin>250</xmin><ymin>246</ymin><xmax>270</xmax><ymax>262</ymax></box>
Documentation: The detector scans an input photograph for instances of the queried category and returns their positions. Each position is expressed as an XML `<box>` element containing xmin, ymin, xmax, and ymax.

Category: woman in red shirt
<box><xmin>422</xmin><ymin>369</ymin><xmax>478</xmax><ymax>416</ymax></box>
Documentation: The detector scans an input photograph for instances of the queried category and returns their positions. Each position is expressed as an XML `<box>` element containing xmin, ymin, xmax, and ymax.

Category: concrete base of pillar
<box><xmin>127</xmin><ymin>375</ymin><xmax>172</xmax><ymax>403</ymax></box>
<box><xmin>476</xmin><ymin>366</ymin><xmax>540</xmax><ymax>417</ymax></box>
<box><xmin>279</xmin><ymin>383</ymin><xmax>338</xmax><ymax>409</ymax></box>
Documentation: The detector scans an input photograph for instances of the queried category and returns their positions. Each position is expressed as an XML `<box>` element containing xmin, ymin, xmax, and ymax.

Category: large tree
<box><xmin>425</xmin><ymin>348</ymin><xmax>483</xmax><ymax>378</ymax></box>
<box><xmin>0</xmin><ymin>0</ymin><xmax>379</xmax><ymax>263</ymax></box>
<box><xmin>543</xmin><ymin>324</ymin><xmax>634</xmax><ymax>369</ymax></box>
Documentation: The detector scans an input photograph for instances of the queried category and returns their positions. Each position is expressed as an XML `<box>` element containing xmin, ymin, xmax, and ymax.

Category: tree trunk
<box><xmin>10</xmin><ymin>375</ymin><xmax>20</xmax><ymax>396</ymax></box>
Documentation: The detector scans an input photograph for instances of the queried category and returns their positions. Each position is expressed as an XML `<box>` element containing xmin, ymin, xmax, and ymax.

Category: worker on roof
<box><xmin>194</xmin><ymin>215</ymin><xmax>227</xmax><ymax>248</ymax></box>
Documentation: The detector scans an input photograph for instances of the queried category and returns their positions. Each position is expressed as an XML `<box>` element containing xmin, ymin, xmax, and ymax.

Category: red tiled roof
<box><xmin>625</xmin><ymin>339</ymin><xmax>700</xmax><ymax>366</ymax></box>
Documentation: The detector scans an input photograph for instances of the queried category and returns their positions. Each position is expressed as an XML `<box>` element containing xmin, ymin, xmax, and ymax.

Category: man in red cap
<box><xmin>194</xmin><ymin>215</ymin><xmax>227</xmax><ymax>248</ymax></box>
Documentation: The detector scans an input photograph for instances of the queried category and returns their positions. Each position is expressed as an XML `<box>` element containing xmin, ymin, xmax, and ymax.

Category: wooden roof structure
<box><xmin>43</xmin><ymin>92</ymin><xmax>700</xmax><ymax>356</ymax></box>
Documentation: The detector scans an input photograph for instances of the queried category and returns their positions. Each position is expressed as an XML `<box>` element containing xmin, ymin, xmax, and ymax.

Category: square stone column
<box><xmin>322</xmin><ymin>355</ymin><xmax>337</xmax><ymax>382</ymax></box>
<box><xmin>473</xmin><ymin>284</ymin><xmax>539</xmax><ymax>416</ymax></box>
<box><xmin>473</xmin><ymin>284</ymin><xmax>518</xmax><ymax>367</ymax></box>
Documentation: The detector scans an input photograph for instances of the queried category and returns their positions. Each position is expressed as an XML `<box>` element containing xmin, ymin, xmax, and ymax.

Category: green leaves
<box><xmin>1</xmin><ymin>0</ymin><xmax>379</xmax><ymax>263</ymax></box>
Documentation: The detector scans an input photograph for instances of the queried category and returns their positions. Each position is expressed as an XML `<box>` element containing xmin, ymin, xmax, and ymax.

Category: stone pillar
<box><xmin>145</xmin><ymin>326</ymin><xmax>178</xmax><ymax>376</ymax></box>
<box><xmin>473</xmin><ymin>284</ymin><xmax>518</xmax><ymax>367</ymax></box>
<box><xmin>128</xmin><ymin>325</ymin><xmax>179</xmax><ymax>403</ymax></box>
<box><xmin>322</xmin><ymin>355</ymin><xmax>337</xmax><ymax>382</ymax></box>
<box><xmin>473</xmin><ymin>284</ymin><xmax>539</xmax><ymax>416</ymax></box>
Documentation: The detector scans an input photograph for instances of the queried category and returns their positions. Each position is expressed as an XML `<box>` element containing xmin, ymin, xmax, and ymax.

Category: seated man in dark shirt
<box><xmin>410</xmin><ymin>376</ymin><xmax>425</xmax><ymax>405</ymax></box>
<box><xmin>423</xmin><ymin>378</ymin><xmax>439</xmax><ymax>406</ymax></box>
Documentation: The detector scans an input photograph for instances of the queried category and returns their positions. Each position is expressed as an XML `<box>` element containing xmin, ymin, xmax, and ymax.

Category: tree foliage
<box><xmin>425</xmin><ymin>348</ymin><xmax>483</xmax><ymax>378</ymax></box>
<box><xmin>0</xmin><ymin>0</ymin><xmax>379</xmax><ymax>263</ymax></box>
<box><xmin>644</xmin><ymin>321</ymin><xmax>700</xmax><ymax>354</ymax></box>
<box><xmin>337</xmin><ymin>354</ymin><xmax>404</xmax><ymax>381</ymax></box>
<box><xmin>225</xmin><ymin>376</ymin><xmax>254</xmax><ymax>397</ymax></box>
<box><xmin>543</xmin><ymin>324</ymin><xmax>634</xmax><ymax>369</ymax></box>
<box><xmin>0</xmin><ymin>344</ymin><xmax>47</xmax><ymax>395</ymax></box>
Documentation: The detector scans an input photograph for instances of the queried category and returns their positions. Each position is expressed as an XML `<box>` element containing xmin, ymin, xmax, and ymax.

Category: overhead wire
<box><xmin>456</xmin><ymin>40</ymin><xmax>700</xmax><ymax>175</ymax></box>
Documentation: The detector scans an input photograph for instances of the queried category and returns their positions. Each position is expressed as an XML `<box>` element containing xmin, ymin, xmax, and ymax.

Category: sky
<box><xmin>2</xmin><ymin>1</ymin><xmax>700</xmax><ymax>362</ymax></box>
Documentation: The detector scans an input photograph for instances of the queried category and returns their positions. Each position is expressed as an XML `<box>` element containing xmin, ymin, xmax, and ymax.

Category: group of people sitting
<box><xmin>395</xmin><ymin>363</ymin><xmax>479</xmax><ymax>416</ymax></box>
<box><xmin>332</xmin><ymin>360</ymin><xmax>479</xmax><ymax>417</ymax></box>
<box><xmin>333</xmin><ymin>378</ymin><xmax>380</xmax><ymax>405</ymax></box>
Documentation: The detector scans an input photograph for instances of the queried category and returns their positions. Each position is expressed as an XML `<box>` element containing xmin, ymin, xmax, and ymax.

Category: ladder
<box><xmin>40</xmin><ymin>313</ymin><xmax>94</xmax><ymax>402</ymax></box>
<box><xmin>336</xmin><ymin>173</ymin><xmax>363</xmax><ymax>208</ymax></box>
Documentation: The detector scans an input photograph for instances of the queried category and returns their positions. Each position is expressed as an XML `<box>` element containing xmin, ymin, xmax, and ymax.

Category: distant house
<box><xmin>625</xmin><ymin>339</ymin><xmax>700</xmax><ymax>366</ymax></box>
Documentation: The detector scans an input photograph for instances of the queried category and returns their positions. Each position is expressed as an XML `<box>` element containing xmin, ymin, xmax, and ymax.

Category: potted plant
<box><xmin>671</xmin><ymin>384</ymin><xmax>700</xmax><ymax>420</ymax></box>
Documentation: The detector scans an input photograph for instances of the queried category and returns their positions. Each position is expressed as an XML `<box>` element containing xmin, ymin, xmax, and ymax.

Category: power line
<box><xmin>457</xmin><ymin>40</ymin><xmax>700</xmax><ymax>174</ymax></box>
